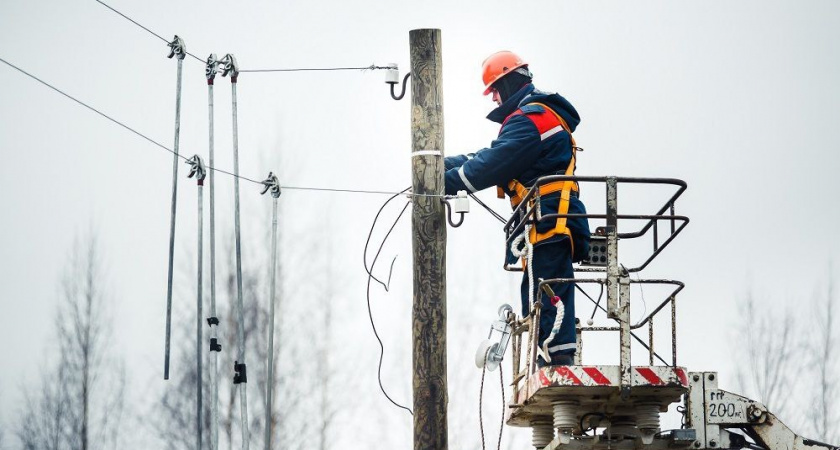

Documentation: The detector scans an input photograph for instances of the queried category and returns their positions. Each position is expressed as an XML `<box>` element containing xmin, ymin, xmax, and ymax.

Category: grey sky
<box><xmin>2</xmin><ymin>0</ymin><xmax>839</xmax><ymax>446</ymax></box>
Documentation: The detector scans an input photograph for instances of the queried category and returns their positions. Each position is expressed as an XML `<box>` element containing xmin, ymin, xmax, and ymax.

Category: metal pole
<box><xmin>164</xmin><ymin>36</ymin><xmax>186</xmax><ymax>380</ymax></box>
<box><xmin>264</xmin><ymin>196</ymin><xmax>279</xmax><ymax>449</ymax></box>
<box><xmin>226</xmin><ymin>54</ymin><xmax>250</xmax><ymax>450</ymax></box>
<box><xmin>196</xmin><ymin>169</ymin><xmax>205</xmax><ymax>450</ymax></box>
<box><xmin>605</xmin><ymin>177</ymin><xmax>619</xmax><ymax>321</ymax></box>
<box><xmin>409</xmin><ymin>28</ymin><xmax>448</xmax><ymax>450</ymax></box>
<box><xmin>206</xmin><ymin>53</ymin><xmax>220</xmax><ymax>450</ymax></box>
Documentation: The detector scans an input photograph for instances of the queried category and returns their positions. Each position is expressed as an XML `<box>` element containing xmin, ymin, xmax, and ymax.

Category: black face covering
<box><xmin>492</xmin><ymin>71</ymin><xmax>532</xmax><ymax>103</ymax></box>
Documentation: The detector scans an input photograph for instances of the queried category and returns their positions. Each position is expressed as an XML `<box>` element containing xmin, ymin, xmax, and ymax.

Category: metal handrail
<box><xmin>503</xmin><ymin>176</ymin><xmax>689</xmax><ymax>273</ymax></box>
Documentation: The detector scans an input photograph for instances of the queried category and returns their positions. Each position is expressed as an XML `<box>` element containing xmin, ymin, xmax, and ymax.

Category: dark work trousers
<box><xmin>519</xmin><ymin>239</ymin><xmax>576</xmax><ymax>357</ymax></box>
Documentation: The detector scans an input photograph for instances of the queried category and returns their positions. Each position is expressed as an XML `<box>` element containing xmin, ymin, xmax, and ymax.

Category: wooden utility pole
<box><xmin>409</xmin><ymin>28</ymin><xmax>447</xmax><ymax>450</ymax></box>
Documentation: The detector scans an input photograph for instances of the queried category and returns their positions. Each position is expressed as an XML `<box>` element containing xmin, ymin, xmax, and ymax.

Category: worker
<box><xmin>444</xmin><ymin>51</ymin><xmax>590</xmax><ymax>366</ymax></box>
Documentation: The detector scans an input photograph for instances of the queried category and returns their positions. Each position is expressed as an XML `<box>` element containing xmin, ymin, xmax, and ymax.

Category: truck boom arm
<box><xmin>687</xmin><ymin>372</ymin><xmax>838</xmax><ymax>450</ymax></box>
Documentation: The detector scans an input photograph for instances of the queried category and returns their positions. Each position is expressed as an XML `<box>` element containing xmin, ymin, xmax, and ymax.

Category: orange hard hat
<box><xmin>481</xmin><ymin>51</ymin><xmax>528</xmax><ymax>95</ymax></box>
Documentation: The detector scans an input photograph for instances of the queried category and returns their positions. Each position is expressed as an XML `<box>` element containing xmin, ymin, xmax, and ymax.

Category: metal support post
<box><xmin>649</xmin><ymin>316</ymin><xmax>655</xmax><ymax>366</ymax></box>
<box><xmin>260</xmin><ymin>173</ymin><xmax>281</xmax><ymax>450</ymax></box>
<box><xmin>619</xmin><ymin>274</ymin><xmax>632</xmax><ymax>397</ymax></box>
<box><xmin>574</xmin><ymin>318</ymin><xmax>582</xmax><ymax>365</ymax></box>
<box><xmin>205</xmin><ymin>53</ymin><xmax>220</xmax><ymax>450</ymax></box>
<box><xmin>605</xmin><ymin>177</ymin><xmax>619</xmax><ymax>319</ymax></box>
<box><xmin>187</xmin><ymin>155</ymin><xmax>207</xmax><ymax>450</ymax></box>
<box><xmin>164</xmin><ymin>35</ymin><xmax>186</xmax><ymax>380</ymax></box>
<box><xmin>409</xmin><ymin>28</ymin><xmax>448</xmax><ymax>450</ymax></box>
<box><xmin>221</xmin><ymin>52</ymin><xmax>249</xmax><ymax>450</ymax></box>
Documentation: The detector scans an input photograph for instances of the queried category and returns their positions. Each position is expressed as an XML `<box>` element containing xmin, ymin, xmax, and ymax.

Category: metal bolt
<box><xmin>694</xmin><ymin>441</ymin><xmax>701</xmax><ymax>448</ymax></box>
<box><xmin>710</xmin><ymin>440</ymin><xmax>718</xmax><ymax>448</ymax></box>
<box><xmin>708</xmin><ymin>374</ymin><xmax>715</xmax><ymax>381</ymax></box>
<box><xmin>693</xmin><ymin>374</ymin><xmax>700</xmax><ymax>381</ymax></box>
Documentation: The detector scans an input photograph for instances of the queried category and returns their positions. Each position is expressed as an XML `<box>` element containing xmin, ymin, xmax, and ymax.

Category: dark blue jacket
<box><xmin>444</xmin><ymin>84</ymin><xmax>590</xmax><ymax>259</ymax></box>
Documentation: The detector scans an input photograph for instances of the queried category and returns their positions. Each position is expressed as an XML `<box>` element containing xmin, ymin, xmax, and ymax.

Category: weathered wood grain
<box><xmin>409</xmin><ymin>28</ymin><xmax>448</xmax><ymax>450</ymax></box>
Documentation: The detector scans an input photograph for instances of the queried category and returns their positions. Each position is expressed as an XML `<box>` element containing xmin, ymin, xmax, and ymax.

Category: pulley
<box><xmin>475</xmin><ymin>304</ymin><xmax>514</xmax><ymax>371</ymax></box>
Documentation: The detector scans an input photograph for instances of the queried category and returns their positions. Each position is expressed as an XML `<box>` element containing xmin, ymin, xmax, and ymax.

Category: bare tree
<box><xmin>17</xmin><ymin>233</ymin><xmax>126</xmax><ymax>450</ymax></box>
<box><xmin>17</xmin><ymin>366</ymin><xmax>68</xmax><ymax>450</ymax></box>
<box><xmin>807</xmin><ymin>273</ymin><xmax>838</xmax><ymax>443</ymax></box>
<box><xmin>315</xmin><ymin>226</ymin><xmax>338</xmax><ymax>450</ymax></box>
<box><xmin>734</xmin><ymin>292</ymin><xmax>799</xmax><ymax>420</ymax></box>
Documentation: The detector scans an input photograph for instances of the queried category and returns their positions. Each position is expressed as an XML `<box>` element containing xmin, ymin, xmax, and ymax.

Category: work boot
<box><xmin>537</xmin><ymin>353</ymin><xmax>574</xmax><ymax>367</ymax></box>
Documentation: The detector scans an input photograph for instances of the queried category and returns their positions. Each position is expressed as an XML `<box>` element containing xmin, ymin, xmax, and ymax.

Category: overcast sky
<box><xmin>2</xmin><ymin>0</ymin><xmax>839</xmax><ymax>447</ymax></box>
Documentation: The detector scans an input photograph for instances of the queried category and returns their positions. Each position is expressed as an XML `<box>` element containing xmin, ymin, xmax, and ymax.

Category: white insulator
<box><xmin>552</xmin><ymin>400</ymin><xmax>579</xmax><ymax>430</ymax></box>
<box><xmin>635</xmin><ymin>402</ymin><xmax>661</xmax><ymax>430</ymax></box>
<box><xmin>609</xmin><ymin>415</ymin><xmax>639</xmax><ymax>438</ymax></box>
<box><xmin>385</xmin><ymin>63</ymin><xmax>399</xmax><ymax>83</ymax></box>
<box><xmin>531</xmin><ymin>420</ymin><xmax>554</xmax><ymax>448</ymax></box>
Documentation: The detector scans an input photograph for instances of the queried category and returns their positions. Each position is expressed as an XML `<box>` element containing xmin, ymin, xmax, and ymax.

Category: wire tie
<box><xmin>411</xmin><ymin>149</ymin><xmax>442</xmax><ymax>158</ymax></box>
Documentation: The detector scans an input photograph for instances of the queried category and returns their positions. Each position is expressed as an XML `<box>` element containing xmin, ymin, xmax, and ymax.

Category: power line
<box><xmin>0</xmin><ymin>55</ymin><xmax>450</xmax><ymax>198</ymax></box>
<box><xmin>94</xmin><ymin>0</ymin><xmax>205</xmax><ymax>64</ymax></box>
<box><xmin>94</xmin><ymin>0</ymin><xmax>393</xmax><ymax>73</ymax></box>
<box><xmin>0</xmin><ymin>56</ymin><xmax>184</xmax><ymax>160</ymax></box>
<box><xmin>239</xmin><ymin>65</ymin><xmax>392</xmax><ymax>73</ymax></box>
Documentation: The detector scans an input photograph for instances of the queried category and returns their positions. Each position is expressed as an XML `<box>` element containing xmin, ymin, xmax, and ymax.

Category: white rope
<box><xmin>543</xmin><ymin>298</ymin><xmax>565</xmax><ymax>361</ymax></box>
<box><xmin>510</xmin><ymin>225</ymin><xmax>535</xmax><ymax>312</ymax></box>
<box><xmin>510</xmin><ymin>225</ymin><xmax>566</xmax><ymax>363</ymax></box>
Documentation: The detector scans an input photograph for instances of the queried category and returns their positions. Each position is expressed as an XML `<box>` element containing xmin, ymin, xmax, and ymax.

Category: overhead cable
<box><xmin>0</xmin><ymin>56</ymin><xmax>449</xmax><ymax>198</ymax></box>
<box><xmin>94</xmin><ymin>0</ymin><xmax>392</xmax><ymax>74</ymax></box>
<box><xmin>94</xmin><ymin>0</ymin><xmax>205</xmax><ymax>64</ymax></box>
<box><xmin>239</xmin><ymin>65</ymin><xmax>393</xmax><ymax>73</ymax></box>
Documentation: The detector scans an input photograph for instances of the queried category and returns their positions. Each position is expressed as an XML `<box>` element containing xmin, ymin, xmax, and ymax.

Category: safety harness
<box><xmin>496</xmin><ymin>102</ymin><xmax>579</xmax><ymax>247</ymax></box>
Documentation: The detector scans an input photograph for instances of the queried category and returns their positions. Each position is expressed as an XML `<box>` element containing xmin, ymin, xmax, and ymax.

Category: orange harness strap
<box><xmin>499</xmin><ymin>103</ymin><xmax>578</xmax><ymax>248</ymax></box>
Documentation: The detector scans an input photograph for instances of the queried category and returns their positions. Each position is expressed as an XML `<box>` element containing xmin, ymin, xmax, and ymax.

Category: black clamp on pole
<box><xmin>206</xmin><ymin>53</ymin><xmax>219</xmax><ymax>85</ymax></box>
<box><xmin>233</xmin><ymin>361</ymin><xmax>247</xmax><ymax>384</ymax></box>
<box><xmin>186</xmin><ymin>155</ymin><xmax>207</xmax><ymax>185</ymax></box>
<box><xmin>167</xmin><ymin>35</ymin><xmax>187</xmax><ymax>60</ymax></box>
<box><xmin>206</xmin><ymin>317</ymin><xmax>221</xmax><ymax>352</ymax></box>
<box><xmin>260</xmin><ymin>172</ymin><xmax>282</xmax><ymax>198</ymax></box>
<box><xmin>220</xmin><ymin>53</ymin><xmax>239</xmax><ymax>82</ymax></box>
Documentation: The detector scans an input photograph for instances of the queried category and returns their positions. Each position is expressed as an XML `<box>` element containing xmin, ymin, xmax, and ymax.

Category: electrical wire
<box><xmin>94</xmin><ymin>0</ymin><xmax>393</xmax><ymax>74</ymax></box>
<box><xmin>363</xmin><ymin>188</ymin><xmax>409</xmax><ymax>289</ymax></box>
<box><xmin>0</xmin><ymin>56</ymin><xmax>452</xmax><ymax>199</ymax></box>
<box><xmin>240</xmin><ymin>65</ymin><xmax>393</xmax><ymax>73</ymax></box>
<box><xmin>94</xmin><ymin>0</ymin><xmax>205</xmax><ymax>64</ymax></box>
<box><xmin>0</xmin><ymin>56</ymin><xmax>184</xmax><ymax>160</ymax></box>
<box><xmin>364</xmin><ymin>195</ymin><xmax>413</xmax><ymax>416</ymax></box>
<box><xmin>469</xmin><ymin>193</ymin><xmax>506</xmax><ymax>224</ymax></box>
<box><xmin>576</xmin><ymin>281</ymin><xmax>671</xmax><ymax>366</ymax></box>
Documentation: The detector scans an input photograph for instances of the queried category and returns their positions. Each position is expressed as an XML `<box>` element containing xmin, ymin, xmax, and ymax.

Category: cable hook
<box><xmin>442</xmin><ymin>190</ymin><xmax>469</xmax><ymax>227</ymax></box>
<box><xmin>385</xmin><ymin>64</ymin><xmax>411</xmax><ymax>100</ymax></box>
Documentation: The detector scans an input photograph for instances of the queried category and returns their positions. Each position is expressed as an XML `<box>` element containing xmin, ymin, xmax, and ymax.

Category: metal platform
<box><xmin>507</xmin><ymin>365</ymin><xmax>689</xmax><ymax>427</ymax></box>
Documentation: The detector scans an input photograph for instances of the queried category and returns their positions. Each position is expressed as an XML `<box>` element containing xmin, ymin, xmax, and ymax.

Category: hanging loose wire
<box><xmin>163</xmin><ymin>36</ymin><xmax>186</xmax><ymax>381</ymax></box>
<box><xmin>364</xmin><ymin>191</ymin><xmax>413</xmax><ymax>416</ymax></box>
<box><xmin>478</xmin><ymin>348</ymin><xmax>506</xmax><ymax>450</ymax></box>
